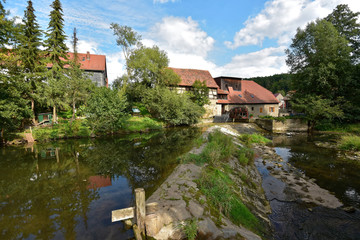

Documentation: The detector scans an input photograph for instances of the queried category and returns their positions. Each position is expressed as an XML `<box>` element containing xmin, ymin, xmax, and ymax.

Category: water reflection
<box><xmin>0</xmin><ymin>127</ymin><xmax>201</xmax><ymax>240</ymax></box>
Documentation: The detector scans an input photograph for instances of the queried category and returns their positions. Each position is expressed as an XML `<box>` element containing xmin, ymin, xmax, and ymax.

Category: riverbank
<box><xmin>143</xmin><ymin>125</ymin><xmax>271</xmax><ymax>240</ymax></box>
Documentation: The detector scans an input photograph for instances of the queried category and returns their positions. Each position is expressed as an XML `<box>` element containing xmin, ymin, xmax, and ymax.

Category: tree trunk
<box><xmin>53</xmin><ymin>105</ymin><xmax>57</xmax><ymax>124</ymax></box>
<box><xmin>31</xmin><ymin>98</ymin><xmax>36</xmax><ymax>125</ymax></box>
<box><xmin>72</xmin><ymin>101</ymin><xmax>76</xmax><ymax>121</ymax></box>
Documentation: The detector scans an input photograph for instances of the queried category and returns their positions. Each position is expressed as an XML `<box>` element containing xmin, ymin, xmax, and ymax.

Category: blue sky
<box><xmin>5</xmin><ymin>0</ymin><xmax>360</xmax><ymax>84</ymax></box>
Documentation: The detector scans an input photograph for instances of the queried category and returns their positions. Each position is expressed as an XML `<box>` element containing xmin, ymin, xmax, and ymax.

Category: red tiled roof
<box><xmin>217</xmin><ymin>80</ymin><xmax>279</xmax><ymax>104</ymax></box>
<box><xmin>170</xmin><ymin>67</ymin><xmax>218</xmax><ymax>88</ymax></box>
<box><xmin>217</xmin><ymin>88</ymin><xmax>229</xmax><ymax>95</ymax></box>
<box><xmin>47</xmin><ymin>52</ymin><xmax>106</xmax><ymax>71</ymax></box>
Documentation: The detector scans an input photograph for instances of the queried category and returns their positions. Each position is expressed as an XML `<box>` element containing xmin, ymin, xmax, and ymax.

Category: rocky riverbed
<box><xmin>144</xmin><ymin>125</ymin><xmax>270</xmax><ymax>240</ymax></box>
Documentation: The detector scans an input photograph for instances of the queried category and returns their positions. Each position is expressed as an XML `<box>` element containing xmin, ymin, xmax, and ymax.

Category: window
<box><xmin>260</xmin><ymin>108</ymin><xmax>263</xmax><ymax>113</ymax></box>
<box><xmin>251</xmin><ymin>107</ymin><xmax>254</xmax><ymax>111</ymax></box>
<box><xmin>269</xmin><ymin>107</ymin><xmax>274</xmax><ymax>112</ymax></box>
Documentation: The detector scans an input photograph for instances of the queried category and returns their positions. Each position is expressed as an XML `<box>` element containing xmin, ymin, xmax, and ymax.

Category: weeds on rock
<box><xmin>180</xmin><ymin>218</ymin><xmax>198</xmax><ymax>240</ymax></box>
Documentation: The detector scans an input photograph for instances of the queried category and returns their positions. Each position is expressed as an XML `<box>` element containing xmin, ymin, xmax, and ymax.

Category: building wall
<box><xmin>85</xmin><ymin>71</ymin><xmax>106</xmax><ymax>87</ymax></box>
<box><xmin>223</xmin><ymin>104</ymin><xmax>279</xmax><ymax>117</ymax></box>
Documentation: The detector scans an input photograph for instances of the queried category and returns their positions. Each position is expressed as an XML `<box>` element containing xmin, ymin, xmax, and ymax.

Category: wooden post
<box><xmin>135</xmin><ymin>188</ymin><xmax>146</xmax><ymax>235</ymax></box>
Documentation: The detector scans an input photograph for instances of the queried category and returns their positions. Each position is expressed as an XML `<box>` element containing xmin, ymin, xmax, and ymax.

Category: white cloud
<box><xmin>225</xmin><ymin>0</ymin><xmax>360</xmax><ymax>49</ymax></box>
<box><xmin>149</xmin><ymin>16</ymin><xmax>215</xmax><ymax>57</ymax></box>
<box><xmin>65</xmin><ymin>40</ymin><xmax>99</xmax><ymax>54</ymax></box>
<box><xmin>106</xmin><ymin>52</ymin><xmax>126</xmax><ymax>85</ymax></box>
<box><xmin>220</xmin><ymin>47</ymin><xmax>288</xmax><ymax>78</ymax></box>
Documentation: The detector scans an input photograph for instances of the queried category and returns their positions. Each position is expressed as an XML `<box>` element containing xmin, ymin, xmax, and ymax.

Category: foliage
<box><xmin>202</xmin><ymin>130</ymin><xmax>236</xmax><ymax>165</ymax></box>
<box><xmin>249</xmin><ymin>73</ymin><xmax>293</xmax><ymax>95</ymax></box>
<box><xmin>122</xmin><ymin>116</ymin><xmax>163</xmax><ymax>132</ymax></box>
<box><xmin>142</xmin><ymin>87</ymin><xmax>204</xmax><ymax>126</ymax></box>
<box><xmin>198</xmin><ymin>166</ymin><xmax>258</xmax><ymax>230</ymax></box>
<box><xmin>239</xmin><ymin>134</ymin><xmax>271</xmax><ymax>146</ymax></box>
<box><xmin>315</xmin><ymin>122</ymin><xmax>360</xmax><ymax>134</ymax></box>
<box><xmin>180</xmin><ymin>218</ymin><xmax>198</xmax><ymax>240</ymax></box>
<box><xmin>339</xmin><ymin>135</ymin><xmax>360</xmax><ymax>151</ymax></box>
<box><xmin>291</xmin><ymin>95</ymin><xmax>344</xmax><ymax>131</ymax></box>
<box><xmin>236</xmin><ymin>147</ymin><xmax>255</xmax><ymax>166</ymax></box>
<box><xmin>325</xmin><ymin>4</ymin><xmax>360</xmax><ymax>63</ymax></box>
<box><xmin>86</xmin><ymin>87</ymin><xmax>128</xmax><ymax>133</ymax></box>
<box><xmin>127</xmin><ymin>45</ymin><xmax>180</xmax><ymax>87</ymax></box>
<box><xmin>44</xmin><ymin>0</ymin><xmax>69</xmax><ymax>122</ymax></box>
<box><xmin>186</xmin><ymin>80</ymin><xmax>210</xmax><ymax>107</ymax></box>
<box><xmin>286</xmin><ymin>19</ymin><xmax>352</xmax><ymax>100</ymax></box>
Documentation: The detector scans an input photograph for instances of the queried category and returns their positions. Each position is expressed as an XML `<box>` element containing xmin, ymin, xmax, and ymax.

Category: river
<box><xmin>0</xmin><ymin>128</ymin><xmax>201</xmax><ymax>240</ymax></box>
<box><xmin>258</xmin><ymin>133</ymin><xmax>360</xmax><ymax>240</ymax></box>
<box><xmin>1</xmin><ymin>126</ymin><xmax>360</xmax><ymax>239</ymax></box>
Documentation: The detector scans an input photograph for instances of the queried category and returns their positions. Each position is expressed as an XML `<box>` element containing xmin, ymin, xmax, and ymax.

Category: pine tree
<box><xmin>19</xmin><ymin>0</ymin><xmax>45</xmax><ymax>125</ymax></box>
<box><xmin>67</xmin><ymin>28</ymin><xmax>94</xmax><ymax>120</ymax></box>
<box><xmin>44</xmin><ymin>0</ymin><xmax>69</xmax><ymax>123</ymax></box>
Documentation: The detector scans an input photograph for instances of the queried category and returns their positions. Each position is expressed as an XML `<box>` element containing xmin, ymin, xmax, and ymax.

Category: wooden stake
<box><xmin>133</xmin><ymin>224</ymin><xmax>143</xmax><ymax>240</ymax></box>
<box><xmin>135</xmin><ymin>188</ymin><xmax>146</xmax><ymax>234</ymax></box>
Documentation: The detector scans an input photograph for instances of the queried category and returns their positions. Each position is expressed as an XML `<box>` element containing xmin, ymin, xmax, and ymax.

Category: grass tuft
<box><xmin>239</xmin><ymin>133</ymin><xmax>271</xmax><ymax>146</ymax></box>
<box><xmin>339</xmin><ymin>135</ymin><xmax>360</xmax><ymax>151</ymax></box>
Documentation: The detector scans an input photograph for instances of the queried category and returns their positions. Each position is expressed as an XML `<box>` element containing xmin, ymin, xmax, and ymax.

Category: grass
<box><xmin>316</xmin><ymin>122</ymin><xmax>360</xmax><ymax>134</ymax></box>
<box><xmin>339</xmin><ymin>135</ymin><xmax>360</xmax><ymax>151</ymax></box>
<box><xmin>122</xmin><ymin>116</ymin><xmax>163</xmax><ymax>132</ymax></box>
<box><xmin>236</xmin><ymin>147</ymin><xmax>255</xmax><ymax>166</ymax></box>
<box><xmin>197</xmin><ymin>167</ymin><xmax>259</xmax><ymax>231</ymax></box>
<box><xmin>33</xmin><ymin>119</ymin><xmax>91</xmax><ymax>142</ymax></box>
<box><xmin>180</xmin><ymin>218</ymin><xmax>198</xmax><ymax>240</ymax></box>
<box><xmin>239</xmin><ymin>133</ymin><xmax>271</xmax><ymax>146</ymax></box>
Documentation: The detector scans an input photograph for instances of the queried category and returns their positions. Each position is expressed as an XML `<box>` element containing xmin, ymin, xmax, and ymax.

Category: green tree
<box><xmin>67</xmin><ymin>28</ymin><xmax>94</xmax><ymax>121</ymax></box>
<box><xmin>286</xmin><ymin>19</ymin><xmax>352</xmax><ymax>99</ymax></box>
<box><xmin>18</xmin><ymin>0</ymin><xmax>46</xmax><ymax>125</ymax></box>
<box><xmin>127</xmin><ymin>45</ymin><xmax>180</xmax><ymax>87</ymax></box>
<box><xmin>86</xmin><ymin>87</ymin><xmax>128</xmax><ymax>134</ymax></box>
<box><xmin>142</xmin><ymin>87</ymin><xmax>204</xmax><ymax>126</ymax></box>
<box><xmin>186</xmin><ymin>80</ymin><xmax>210</xmax><ymax>107</ymax></box>
<box><xmin>291</xmin><ymin>95</ymin><xmax>344</xmax><ymax>132</ymax></box>
<box><xmin>325</xmin><ymin>4</ymin><xmax>360</xmax><ymax>63</ymax></box>
<box><xmin>110</xmin><ymin>23</ymin><xmax>141</xmax><ymax>89</ymax></box>
<box><xmin>44</xmin><ymin>0</ymin><xmax>69</xmax><ymax>123</ymax></box>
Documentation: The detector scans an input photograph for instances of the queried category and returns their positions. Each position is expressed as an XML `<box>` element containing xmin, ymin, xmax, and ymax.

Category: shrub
<box><xmin>142</xmin><ymin>87</ymin><xmax>204</xmax><ymax>126</ymax></box>
<box><xmin>339</xmin><ymin>135</ymin><xmax>360</xmax><ymax>151</ymax></box>
<box><xmin>239</xmin><ymin>133</ymin><xmax>271</xmax><ymax>146</ymax></box>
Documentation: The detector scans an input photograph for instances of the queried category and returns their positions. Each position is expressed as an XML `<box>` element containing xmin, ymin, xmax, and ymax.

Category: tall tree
<box><xmin>44</xmin><ymin>0</ymin><xmax>69</xmax><ymax>123</ymax></box>
<box><xmin>19</xmin><ymin>0</ymin><xmax>45</xmax><ymax>125</ymax></box>
<box><xmin>285</xmin><ymin>19</ymin><xmax>352</xmax><ymax>99</ymax></box>
<box><xmin>110</xmin><ymin>23</ymin><xmax>141</xmax><ymax>89</ymax></box>
<box><xmin>67</xmin><ymin>28</ymin><xmax>94</xmax><ymax>120</ymax></box>
<box><xmin>325</xmin><ymin>4</ymin><xmax>360</xmax><ymax>63</ymax></box>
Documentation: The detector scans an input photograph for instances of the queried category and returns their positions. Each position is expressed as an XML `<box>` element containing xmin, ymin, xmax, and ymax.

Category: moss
<box><xmin>182</xmin><ymin>195</ymin><xmax>191</xmax><ymax>207</ymax></box>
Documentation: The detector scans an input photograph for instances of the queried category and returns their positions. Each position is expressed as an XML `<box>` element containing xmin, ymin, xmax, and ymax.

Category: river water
<box><xmin>0</xmin><ymin>128</ymin><xmax>201</xmax><ymax>240</ymax></box>
<box><xmin>257</xmin><ymin>133</ymin><xmax>360</xmax><ymax>240</ymax></box>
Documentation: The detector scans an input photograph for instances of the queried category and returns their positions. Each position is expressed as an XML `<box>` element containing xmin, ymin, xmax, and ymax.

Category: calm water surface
<box><xmin>0</xmin><ymin>128</ymin><xmax>201</xmax><ymax>240</ymax></box>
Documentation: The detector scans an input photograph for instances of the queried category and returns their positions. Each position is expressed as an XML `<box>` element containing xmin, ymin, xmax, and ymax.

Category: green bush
<box><xmin>142</xmin><ymin>87</ymin><xmax>204</xmax><ymax>126</ymax></box>
<box><xmin>236</xmin><ymin>147</ymin><xmax>254</xmax><ymax>166</ymax></box>
<box><xmin>239</xmin><ymin>134</ymin><xmax>271</xmax><ymax>146</ymax></box>
<box><xmin>339</xmin><ymin>135</ymin><xmax>360</xmax><ymax>151</ymax></box>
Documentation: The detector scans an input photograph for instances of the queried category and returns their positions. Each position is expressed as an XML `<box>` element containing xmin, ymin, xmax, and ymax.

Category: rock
<box><xmin>198</xmin><ymin>218</ymin><xmax>222</xmax><ymax>239</ymax></box>
<box><xmin>188</xmin><ymin>200</ymin><xmax>204</xmax><ymax>218</ymax></box>
<box><xmin>342</xmin><ymin>206</ymin><xmax>356</xmax><ymax>213</ymax></box>
<box><xmin>308</xmin><ymin>208</ymin><xmax>313</xmax><ymax>212</ymax></box>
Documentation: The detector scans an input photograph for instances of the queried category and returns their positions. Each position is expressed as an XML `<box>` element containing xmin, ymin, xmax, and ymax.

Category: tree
<box><xmin>67</xmin><ymin>28</ymin><xmax>94</xmax><ymax>121</ymax></box>
<box><xmin>286</xmin><ymin>19</ymin><xmax>352</xmax><ymax>99</ymax></box>
<box><xmin>291</xmin><ymin>95</ymin><xmax>344</xmax><ymax>132</ymax></box>
<box><xmin>44</xmin><ymin>0</ymin><xmax>69</xmax><ymax>123</ymax></box>
<box><xmin>127</xmin><ymin>45</ymin><xmax>180</xmax><ymax>88</ymax></box>
<box><xmin>18</xmin><ymin>0</ymin><xmax>45</xmax><ymax>124</ymax></box>
<box><xmin>325</xmin><ymin>4</ymin><xmax>360</xmax><ymax>63</ymax></box>
<box><xmin>86</xmin><ymin>87</ymin><xmax>128</xmax><ymax>134</ymax></box>
<box><xmin>110</xmin><ymin>23</ymin><xmax>141</xmax><ymax>89</ymax></box>
<box><xmin>186</xmin><ymin>80</ymin><xmax>210</xmax><ymax>107</ymax></box>
<box><xmin>142</xmin><ymin>87</ymin><xmax>204</xmax><ymax>126</ymax></box>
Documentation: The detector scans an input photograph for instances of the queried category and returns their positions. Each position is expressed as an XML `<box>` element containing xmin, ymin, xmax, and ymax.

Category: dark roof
<box><xmin>217</xmin><ymin>80</ymin><xmax>279</xmax><ymax>104</ymax></box>
<box><xmin>170</xmin><ymin>67</ymin><xmax>218</xmax><ymax>88</ymax></box>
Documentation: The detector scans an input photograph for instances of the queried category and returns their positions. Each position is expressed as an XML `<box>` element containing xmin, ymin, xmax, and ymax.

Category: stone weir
<box><xmin>142</xmin><ymin>125</ymin><xmax>271</xmax><ymax>240</ymax></box>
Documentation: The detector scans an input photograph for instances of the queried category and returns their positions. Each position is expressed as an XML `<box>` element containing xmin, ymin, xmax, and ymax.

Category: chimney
<box><xmin>86</xmin><ymin>51</ymin><xmax>90</xmax><ymax>60</ymax></box>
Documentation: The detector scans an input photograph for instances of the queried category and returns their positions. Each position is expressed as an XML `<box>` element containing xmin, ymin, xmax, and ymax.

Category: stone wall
<box><xmin>224</xmin><ymin>104</ymin><xmax>279</xmax><ymax>118</ymax></box>
<box><xmin>255</xmin><ymin>119</ymin><xmax>308</xmax><ymax>132</ymax></box>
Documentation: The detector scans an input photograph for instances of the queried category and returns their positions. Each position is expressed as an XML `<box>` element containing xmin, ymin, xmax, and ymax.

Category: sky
<box><xmin>5</xmin><ymin>0</ymin><xmax>360</xmax><ymax>85</ymax></box>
